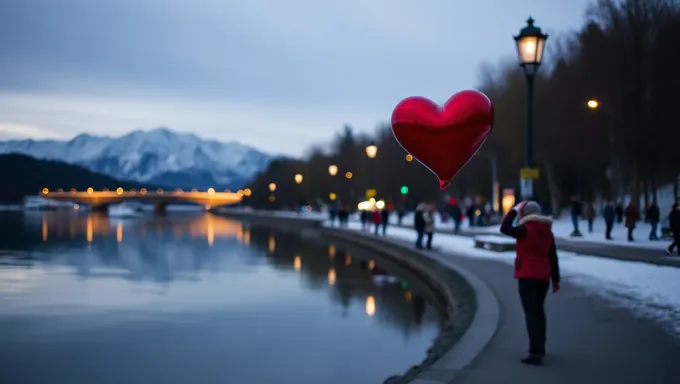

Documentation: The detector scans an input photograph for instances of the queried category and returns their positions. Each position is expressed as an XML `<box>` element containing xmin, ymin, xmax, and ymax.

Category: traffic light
<box><xmin>400</xmin><ymin>186</ymin><xmax>408</xmax><ymax>195</ymax></box>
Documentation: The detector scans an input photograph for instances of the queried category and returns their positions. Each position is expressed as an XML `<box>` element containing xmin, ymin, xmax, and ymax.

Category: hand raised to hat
<box><xmin>511</xmin><ymin>201</ymin><xmax>527</xmax><ymax>213</ymax></box>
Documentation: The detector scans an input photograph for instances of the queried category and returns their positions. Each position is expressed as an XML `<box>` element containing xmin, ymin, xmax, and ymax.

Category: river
<box><xmin>0</xmin><ymin>209</ymin><xmax>443</xmax><ymax>384</ymax></box>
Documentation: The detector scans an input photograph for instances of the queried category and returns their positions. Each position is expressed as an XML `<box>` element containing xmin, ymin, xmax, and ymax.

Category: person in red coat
<box><xmin>500</xmin><ymin>200</ymin><xmax>561</xmax><ymax>366</ymax></box>
<box><xmin>371</xmin><ymin>209</ymin><xmax>382</xmax><ymax>236</ymax></box>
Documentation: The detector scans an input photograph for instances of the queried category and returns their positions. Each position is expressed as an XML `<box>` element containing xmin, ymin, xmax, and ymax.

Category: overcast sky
<box><xmin>0</xmin><ymin>0</ymin><xmax>591</xmax><ymax>155</ymax></box>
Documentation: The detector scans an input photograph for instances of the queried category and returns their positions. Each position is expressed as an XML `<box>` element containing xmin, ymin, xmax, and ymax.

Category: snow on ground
<box><xmin>389</xmin><ymin>212</ymin><xmax>671</xmax><ymax>251</ymax></box>
<box><xmin>335</xmin><ymin>221</ymin><xmax>680</xmax><ymax>336</ymax></box>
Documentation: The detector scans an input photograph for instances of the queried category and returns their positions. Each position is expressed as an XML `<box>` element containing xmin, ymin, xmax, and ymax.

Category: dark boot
<box><xmin>521</xmin><ymin>354</ymin><xmax>543</xmax><ymax>366</ymax></box>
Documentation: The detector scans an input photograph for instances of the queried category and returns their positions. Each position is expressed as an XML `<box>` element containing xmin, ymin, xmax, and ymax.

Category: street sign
<box><xmin>365</xmin><ymin>189</ymin><xmax>377</xmax><ymax>199</ymax></box>
<box><xmin>520</xmin><ymin>168</ymin><xmax>540</xmax><ymax>179</ymax></box>
<box><xmin>520</xmin><ymin>179</ymin><xmax>533</xmax><ymax>199</ymax></box>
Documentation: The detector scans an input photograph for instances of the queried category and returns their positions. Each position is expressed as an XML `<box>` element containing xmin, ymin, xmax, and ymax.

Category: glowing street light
<box><xmin>140</xmin><ymin>188</ymin><xmax>147</xmax><ymax>195</ymax></box>
<box><xmin>345</xmin><ymin>171</ymin><xmax>353</xmax><ymax>179</ymax></box>
<box><xmin>243</xmin><ymin>188</ymin><xmax>252</xmax><ymax>197</ymax></box>
<box><xmin>328</xmin><ymin>165</ymin><xmax>338</xmax><ymax>176</ymax></box>
<box><xmin>207</xmin><ymin>188</ymin><xmax>215</xmax><ymax>195</ymax></box>
<box><xmin>41</xmin><ymin>188</ymin><xmax>49</xmax><ymax>195</ymax></box>
<box><xmin>406</xmin><ymin>154</ymin><xmax>414</xmax><ymax>162</ymax></box>
<box><xmin>294</xmin><ymin>173</ymin><xmax>303</xmax><ymax>184</ymax></box>
<box><xmin>87</xmin><ymin>187</ymin><xmax>94</xmax><ymax>194</ymax></box>
<box><xmin>365</xmin><ymin>142</ymin><xmax>378</xmax><ymax>158</ymax></box>
<box><xmin>329</xmin><ymin>192</ymin><xmax>337</xmax><ymax>201</ymax></box>
<box><xmin>268</xmin><ymin>183</ymin><xmax>277</xmax><ymax>192</ymax></box>
<box><xmin>587</xmin><ymin>99</ymin><xmax>599</xmax><ymax>110</ymax></box>
<box><xmin>116</xmin><ymin>187</ymin><xmax>123</xmax><ymax>195</ymax></box>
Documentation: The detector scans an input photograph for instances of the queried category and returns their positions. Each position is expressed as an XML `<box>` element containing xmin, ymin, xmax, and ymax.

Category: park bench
<box><xmin>473</xmin><ymin>235</ymin><xmax>516</xmax><ymax>252</ymax></box>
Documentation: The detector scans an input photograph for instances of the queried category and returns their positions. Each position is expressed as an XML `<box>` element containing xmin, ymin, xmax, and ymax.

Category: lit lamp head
<box><xmin>294</xmin><ymin>173</ymin><xmax>303</xmax><ymax>184</ymax></box>
<box><xmin>514</xmin><ymin>17</ymin><xmax>548</xmax><ymax>77</ymax></box>
<box><xmin>587</xmin><ymin>99</ymin><xmax>599</xmax><ymax>110</ymax></box>
<box><xmin>268</xmin><ymin>183</ymin><xmax>276</xmax><ymax>192</ymax></box>
<box><xmin>365</xmin><ymin>142</ymin><xmax>378</xmax><ymax>159</ymax></box>
<box><xmin>328</xmin><ymin>165</ymin><xmax>338</xmax><ymax>176</ymax></box>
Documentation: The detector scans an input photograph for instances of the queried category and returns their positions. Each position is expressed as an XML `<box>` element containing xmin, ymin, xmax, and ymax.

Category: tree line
<box><xmin>245</xmin><ymin>0</ymin><xmax>680</xmax><ymax>213</ymax></box>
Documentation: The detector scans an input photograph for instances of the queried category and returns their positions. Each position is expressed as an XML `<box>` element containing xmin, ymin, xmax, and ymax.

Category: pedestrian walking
<box><xmin>624</xmin><ymin>202</ymin><xmax>639</xmax><ymax>242</ymax></box>
<box><xmin>371</xmin><ymin>209</ymin><xmax>382</xmax><ymax>236</ymax></box>
<box><xmin>584</xmin><ymin>202</ymin><xmax>595</xmax><ymax>233</ymax></box>
<box><xmin>645</xmin><ymin>201</ymin><xmax>660</xmax><ymax>241</ymax></box>
<box><xmin>603</xmin><ymin>201</ymin><xmax>615</xmax><ymax>240</ymax></box>
<box><xmin>360</xmin><ymin>210</ymin><xmax>369</xmax><ymax>231</ymax></box>
<box><xmin>615</xmin><ymin>203</ymin><xmax>624</xmax><ymax>223</ymax></box>
<box><xmin>451</xmin><ymin>203</ymin><xmax>463</xmax><ymax>233</ymax></box>
<box><xmin>414</xmin><ymin>203</ymin><xmax>427</xmax><ymax>249</ymax></box>
<box><xmin>466</xmin><ymin>204</ymin><xmax>476</xmax><ymax>228</ymax></box>
<box><xmin>666</xmin><ymin>203</ymin><xmax>680</xmax><ymax>255</ymax></box>
<box><xmin>424</xmin><ymin>204</ymin><xmax>435</xmax><ymax>250</ymax></box>
<box><xmin>500</xmin><ymin>200</ymin><xmax>561</xmax><ymax>366</ymax></box>
<box><xmin>570</xmin><ymin>196</ymin><xmax>583</xmax><ymax>237</ymax></box>
<box><xmin>381</xmin><ymin>207</ymin><xmax>390</xmax><ymax>235</ymax></box>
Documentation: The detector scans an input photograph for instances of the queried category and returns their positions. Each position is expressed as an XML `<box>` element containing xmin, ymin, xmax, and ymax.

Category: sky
<box><xmin>0</xmin><ymin>0</ymin><xmax>592</xmax><ymax>156</ymax></box>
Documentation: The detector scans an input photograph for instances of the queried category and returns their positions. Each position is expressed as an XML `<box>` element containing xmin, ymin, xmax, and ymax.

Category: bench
<box><xmin>474</xmin><ymin>235</ymin><xmax>516</xmax><ymax>252</ymax></box>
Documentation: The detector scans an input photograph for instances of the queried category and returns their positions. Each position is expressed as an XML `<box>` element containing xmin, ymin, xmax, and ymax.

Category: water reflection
<box><xmin>0</xmin><ymin>211</ymin><xmax>444</xmax><ymax>384</ymax></box>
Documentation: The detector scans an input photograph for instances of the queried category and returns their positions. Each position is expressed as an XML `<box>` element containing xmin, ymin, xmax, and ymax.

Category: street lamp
<box><xmin>587</xmin><ymin>99</ymin><xmax>599</xmax><ymax>110</ymax></box>
<box><xmin>269</xmin><ymin>183</ymin><xmax>276</xmax><ymax>192</ymax></box>
<box><xmin>294</xmin><ymin>173</ymin><xmax>303</xmax><ymax>184</ymax></box>
<box><xmin>328</xmin><ymin>165</ymin><xmax>338</xmax><ymax>176</ymax></box>
<box><xmin>514</xmin><ymin>17</ymin><xmax>547</xmax><ymax>198</ymax></box>
<box><xmin>365</xmin><ymin>142</ymin><xmax>378</xmax><ymax>159</ymax></box>
<box><xmin>405</xmin><ymin>154</ymin><xmax>413</xmax><ymax>162</ymax></box>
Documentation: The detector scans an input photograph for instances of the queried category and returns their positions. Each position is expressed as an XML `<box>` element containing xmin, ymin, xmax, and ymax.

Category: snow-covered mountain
<box><xmin>0</xmin><ymin>128</ymin><xmax>272</xmax><ymax>190</ymax></box>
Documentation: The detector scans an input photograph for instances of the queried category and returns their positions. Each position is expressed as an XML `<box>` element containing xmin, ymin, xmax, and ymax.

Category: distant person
<box><xmin>603</xmin><ymin>201</ymin><xmax>615</xmax><ymax>240</ymax></box>
<box><xmin>666</xmin><ymin>203</ymin><xmax>680</xmax><ymax>256</ymax></box>
<box><xmin>414</xmin><ymin>203</ymin><xmax>427</xmax><ymax>249</ymax></box>
<box><xmin>329</xmin><ymin>205</ymin><xmax>337</xmax><ymax>226</ymax></box>
<box><xmin>360</xmin><ymin>210</ymin><xmax>369</xmax><ymax>231</ymax></box>
<box><xmin>397</xmin><ymin>208</ymin><xmax>405</xmax><ymax>225</ymax></box>
<box><xmin>645</xmin><ymin>201</ymin><xmax>660</xmax><ymax>241</ymax></box>
<box><xmin>500</xmin><ymin>201</ymin><xmax>561</xmax><ymax>366</ymax></box>
<box><xmin>338</xmin><ymin>205</ymin><xmax>349</xmax><ymax>228</ymax></box>
<box><xmin>371</xmin><ymin>209</ymin><xmax>382</xmax><ymax>236</ymax></box>
<box><xmin>381</xmin><ymin>207</ymin><xmax>390</xmax><ymax>235</ymax></box>
<box><xmin>466</xmin><ymin>204</ymin><xmax>476</xmax><ymax>228</ymax></box>
<box><xmin>584</xmin><ymin>202</ymin><xmax>595</xmax><ymax>233</ymax></box>
<box><xmin>570</xmin><ymin>196</ymin><xmax>583</xmax><ymax>237</ymax></box>
<box><xmin>624</xmin><ymin>202</ymin><xmax>639</xmax><ymax>242</ymax></box>
<box><xmin>424</xmin><ymin>204</ymin><xmax>436</xmax><ymax>250</ymax></box>
<box><xmin>615</xmin><ymin>203</ymin><xmax>624</xmax><ymax>223</ymax></box>
<box><xmin>450</xmin><ymin>203</ymin><xmax>463</xmax><ymax>233</ymax></box>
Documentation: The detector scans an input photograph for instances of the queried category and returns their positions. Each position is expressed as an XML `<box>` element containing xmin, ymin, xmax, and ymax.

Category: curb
<box><xmin>319</xmin><ymin>228</ymin><xmax>500</xmax><ymax>384</ymax></box>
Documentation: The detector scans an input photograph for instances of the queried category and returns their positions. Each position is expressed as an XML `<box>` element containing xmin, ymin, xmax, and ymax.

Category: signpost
<box><xmin>519</xmin><ymin>168</ymin><xmax>539</xmax><ymax>199</ymax></box>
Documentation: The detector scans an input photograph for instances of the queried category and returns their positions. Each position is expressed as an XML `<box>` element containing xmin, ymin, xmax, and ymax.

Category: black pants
<box><xmin>415</xmin><ymin>231</ymin><xmax>433</xmax><ymax>249</ymax></box>
<box><xmin>518</xmin><ymin>278</ymin><xmax>550</xmax><ymax>356</ymax></box>
<box><xmin>627</xmin><ymin>227</ymin><xmax>634</xmax><ymax>241</ymax></box>
<box><xmin>605</xmin><ymin>221</ymin><xmax>613</xmax><ymax>239</ymax></box>
<box><xmin>669</xmin><ymin>235</ymin><xmax>680</xmax><ymax>253</ymax></box>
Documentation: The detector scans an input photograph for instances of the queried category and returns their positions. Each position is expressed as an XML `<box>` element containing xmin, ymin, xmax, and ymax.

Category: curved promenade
<box><xmin>222</xmin><ymin>210</ymin><xmax>680</xmax><ymax>384</ymax></box>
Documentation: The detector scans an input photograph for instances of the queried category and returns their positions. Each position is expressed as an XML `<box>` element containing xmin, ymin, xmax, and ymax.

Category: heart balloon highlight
<box><xmin>391</xmin><ymin>90</ymin><xmax>494</xmax><ymax>190</ymax></box>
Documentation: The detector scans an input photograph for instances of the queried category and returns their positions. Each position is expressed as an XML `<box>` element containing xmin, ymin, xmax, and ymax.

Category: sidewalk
<box><xmin>338</xmin><ymin>224</ymin><xmax>680</xmax><ymax>383</ymax></box>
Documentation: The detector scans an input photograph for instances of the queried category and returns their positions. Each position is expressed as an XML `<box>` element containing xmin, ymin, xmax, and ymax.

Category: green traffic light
<box><xmin>400</xmin><ymin>186</ymin><xmax>408</xmax><ymax>195</ymax></box>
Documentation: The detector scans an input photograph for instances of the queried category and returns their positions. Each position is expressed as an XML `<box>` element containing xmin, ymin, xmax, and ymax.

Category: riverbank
<box><xmin>220</xmin><ymin>209</ymin><xmax>499</xmax><ymax>384</ymax></box>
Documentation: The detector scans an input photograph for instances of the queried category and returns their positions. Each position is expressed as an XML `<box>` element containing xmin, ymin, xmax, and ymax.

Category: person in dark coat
<box><xmin>450</xmin><ymin>203</ymin><xmax>463</xmax><ymax>233</ymax></box>
<box><xmin>615</xmin><ymin>203</ymin><xmax>624</xmax><ymax>223</ymax></box>
<box><xmin>381</xmin><ymin>208</ymin><xmax>390</xmax><ymax>235</ymax></box>
<box><xmin>603</xmin><ymin>201</ymin><xmax>615</xmax><ymax>240</ymax></box>
<box><xmin>501</xmin><ymin>200</ymin><xmax>560</xmax><ymax>366</ymax></box>
<box><xmin>414</xmin><ymin>203</ymin><xmax>427</xmax><ymax>249</ymax></box>
<box><xmin>360</xmin><ymin>209</ymin><xmax>370</xmax><ymax>231</ymax></box>
<box><xmin>645</xmin><ymin>201</ymin><xmax>661</xmax><ymax>241</ymax></box>
<box><xmin>667</xmin><ymin>203</ymin><xmax>680</xmax><ymax>255</ymax></box>
<box><xmin>466</xmin><ymin>204</ymin><xmax>476</xmax><ymax>227</ymax></box>
<box><xmin>570</xmin><ymin>196</ymin><xmax>583</xmax><ymax>236</ymax></box>
<box><xmin>624</xmin><ymin>202</ymin><xmax>639</xmax><ymax>241</ymax></box>
<box><xmin>371</xmin><ymin>209</ymin><xmax>382</xmax><ymax>236</ymax></box>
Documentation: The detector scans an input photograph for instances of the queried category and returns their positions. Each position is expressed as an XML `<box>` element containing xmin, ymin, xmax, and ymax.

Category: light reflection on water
<box><xmin>0</xmin><ymin>211</ymin><xmax>443</xmax><ymax>384</ymax></box>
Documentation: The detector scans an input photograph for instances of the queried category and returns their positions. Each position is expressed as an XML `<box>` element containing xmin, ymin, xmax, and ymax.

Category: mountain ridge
<box><xmin>0</xmin><ymin>128</ymin><xmax>273</xmax><ymax>190</ymax></box>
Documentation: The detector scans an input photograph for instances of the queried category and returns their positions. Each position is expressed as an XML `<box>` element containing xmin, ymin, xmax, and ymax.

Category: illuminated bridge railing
<box><xmin>38</xmin><ymin>187</ymin><xmax>248</xmax><ymax>207</ymax></box>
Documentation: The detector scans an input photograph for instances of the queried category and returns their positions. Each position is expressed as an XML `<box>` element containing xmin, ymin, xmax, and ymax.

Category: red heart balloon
<box><xmin>391</xmin><ymin>90</ymin><xmax>494</xmax><ymax>190</ymax></box>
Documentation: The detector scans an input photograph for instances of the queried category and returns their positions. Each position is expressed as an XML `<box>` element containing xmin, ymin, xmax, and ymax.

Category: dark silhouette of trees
<box><xmin>246</xmin><ymin>0</ymin><xmax>680</xmax><ymax>213</ymax></box>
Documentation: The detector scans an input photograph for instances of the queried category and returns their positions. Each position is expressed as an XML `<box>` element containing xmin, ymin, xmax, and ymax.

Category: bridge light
<box><xmin>157</xmin><ymin>188</ymin><xmax>164</xmax><ymax>194</ymax></box>
<box><xmin>243</xmin><ymin>188</ymin><xmax>252</xmax><ymax>197</ymax></box>
<box><xmin>268</xmin><ymin>183</ymin><xmax>276</xmax><ymax>192</ymax></box>
<box><xmin>116</xmin><ymin>187</ymin><xmax>123</xmax><ymax>195</ymax></box>
<box><xmin>207</xmin><ymin>188</ymin><xmax>215</xmax><ymax>195</ymax></box>
<box><xmin>237</xmin><ymin>189</ymin><xmax>244</xmax><ymax>197</ymax></box>
<box><xmin>41</xmin><ymin>188</ymin><xmax>49</xmax><ymax>194</ymax></box>
<box><xmin>140</xmin><ymin>188</ymin><xmax>147</xmax><ymax>195</ymax></box>
<box><xmin>87</xmin><ymin>187</ymin><xmax>94</xmax><ymax>194</ymax></box>
<box><xmin>191</xmin><ymin>188</ymin><xmax>198</xmax><ymax>192</ymax></box>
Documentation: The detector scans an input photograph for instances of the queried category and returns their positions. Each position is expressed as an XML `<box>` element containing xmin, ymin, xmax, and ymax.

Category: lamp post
<box><xmin>586</xmin><ymin>99</ymin><xmax>621</xmax><ymax>203</ymax></box>
<box><xmin>514</xmin><ymin>17</ymin><xmax>547</xmax><ymax>199</ymax></box>
<box><xmin>365</xmin><ymin>142</ymin><xmax>378</xmax><ymax>200</ymax></box>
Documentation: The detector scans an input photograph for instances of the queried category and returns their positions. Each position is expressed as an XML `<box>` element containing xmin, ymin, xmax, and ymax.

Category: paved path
<box><xmin>392</xmin><ymin>222</ymin><xmax>680</xmax><ymax>268</ymax></box>
<box><xmin>410</xmin><ymin>243</ymin><xmax>680</xmax><ymax>384</ymax></box>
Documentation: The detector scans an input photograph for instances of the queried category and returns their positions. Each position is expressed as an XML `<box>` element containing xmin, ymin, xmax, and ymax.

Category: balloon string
<box><xmin>439</xmin><ymin>180</ymin><xmax>451</xmax><ymax>190</ymax></box>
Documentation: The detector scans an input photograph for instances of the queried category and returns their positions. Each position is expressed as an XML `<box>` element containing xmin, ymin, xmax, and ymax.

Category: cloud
<box><xmin>0</xmin><ymin>0</ymin><xmax>592</xmax><ymax>155</ymax></box>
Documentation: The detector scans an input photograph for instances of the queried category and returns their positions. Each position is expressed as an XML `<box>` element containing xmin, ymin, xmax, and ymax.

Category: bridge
<box><xmin>39</xmin><ymin>187</ymin><xmax>245</xmax><ymax>214</ymax></box>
